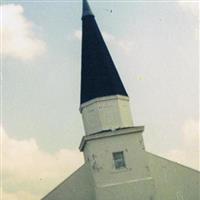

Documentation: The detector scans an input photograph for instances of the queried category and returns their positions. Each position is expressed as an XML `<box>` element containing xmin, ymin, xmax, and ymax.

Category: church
<box><xmin>42</xmin><ymin>1</ymin><xmax>199</xmax><ymax>199</ymax></box>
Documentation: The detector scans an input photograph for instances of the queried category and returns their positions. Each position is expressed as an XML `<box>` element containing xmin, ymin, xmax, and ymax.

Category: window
<box><xmin>113</xmin><ymin>151</ymin><xmax>126</xmax><ymax>169</ymax></box>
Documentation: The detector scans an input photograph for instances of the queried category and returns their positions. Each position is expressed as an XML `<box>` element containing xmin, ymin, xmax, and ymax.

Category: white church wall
<box><xmin>41</xmin><ymin>164</ymin><xmax>95</xmax><ymax>200</ymax></box>
<box><xmin>95</xmin><ymin>178</ymin><xmax>155</xmax><ymax>200</ymax></box>
<box><xmin>83</xmin><ymin>128</ymin><xmax>156</xmax><ymax>200</ymax></box>
<box><xmin>147</xmin><ymin>152</ymin><xmax>200</xmax><ymax>200</ymax></box>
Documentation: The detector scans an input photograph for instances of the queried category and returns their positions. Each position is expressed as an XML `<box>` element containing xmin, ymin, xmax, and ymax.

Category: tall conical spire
<box><xmin>81</xmin><ymin>0</ymin><xmax>128</xmax><ymax>104</ymax></box>
<box><xmin>82</xmin><ymin>0</ymin><xmax>94</xmax><ymax>18</ymax></box>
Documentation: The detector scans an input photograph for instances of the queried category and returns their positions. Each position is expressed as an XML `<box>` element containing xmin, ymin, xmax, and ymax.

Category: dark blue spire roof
<box><xmin>81</xmin><ymin>0</ymin><xmax>128</xmax><ymax>104</ymax></box>
<box><xmin>82</xmin><ymin>0</ymin><xmax>93</xmax><ymax>17</ymax></box>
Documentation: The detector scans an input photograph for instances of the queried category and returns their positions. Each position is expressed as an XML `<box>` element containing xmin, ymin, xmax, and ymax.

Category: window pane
<box><xmin>113</xmin><ymin>151</ymin><xmax>126</xmax><ymax>169</ymax></box>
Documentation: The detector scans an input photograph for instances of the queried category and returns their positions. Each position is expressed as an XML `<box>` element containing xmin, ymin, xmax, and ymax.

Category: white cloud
<box><xmin>101</xmin><ymin>31</ymin><xmax>115</xmax><ymax>42</ymax></box>
<box><xmin>117</xmin><ymin>39</ymin><xmax>134</xmax><ymax>55</ymax></box>
<box><xmin>100</xmin><ymin>32</ymin><xmax>134</xmax><ymax>55</ymax></box>
<box><xmin>164</xmin><ymin>119</ymin><xmax>200</xmax><ymax>170</ymax></box>
<box><xmin>1</xmin><ymin>4</ymin><xmax>46</xmax><ymax>61</ymax></box>
<box><xmin>177</xmin><ymin>1</ymin><xmax>199</xmax><ymax>16</ymax></box>
<box><xmin>2</xmin><ymin>126</ymin><xmax>84</xmax><ymax>199</ymax></box>
<box><xmin>177</xmin><ymin>2</ymin><xmax>199</xmax><ymax>41</ymax></box>
<box><xmin>2</xmin><ymin>189</ymin><xmax>40</xmax><ymax>200</ymax></box>
<box><xmin>74</xmin><ymin>30</ymin><xmax>82</xmax><ymax>40</ymax></box>
<box><xmin>74</xmin><ymin>30</ymin><xmax>134</xmax><ymax>55</ymax></box>
<box><xmin>182</xmin><ymin>119</ymin><xmax>199</xmax><ymax>147</ymax></box>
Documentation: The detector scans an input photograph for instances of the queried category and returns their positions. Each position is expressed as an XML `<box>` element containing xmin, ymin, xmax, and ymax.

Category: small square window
<box><xmin>113</xmin><ymin>151</ymin><xmax>126</xmax><ymax>169</ymax></box>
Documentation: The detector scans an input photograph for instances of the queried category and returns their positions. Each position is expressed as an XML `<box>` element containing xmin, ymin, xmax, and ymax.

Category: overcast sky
<box><xmin>1</xmin><ymin>1</ymin><xmax>199</xmax><ymax>200</ymax></box>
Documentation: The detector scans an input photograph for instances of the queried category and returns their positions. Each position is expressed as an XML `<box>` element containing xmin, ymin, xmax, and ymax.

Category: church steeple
<box><xmin>79</xmin><ymin>3</ymin><xmax>155</xmax><ymax>198</ymax></box>
<box><xmin>81</xmin><ymin>0</ymin><xmax>128</xmax><ymax>105</ymax></box>
<box><xmin>82</xmin><ymin>0</ymin><xmax>94</xmax><ymax>18</ymax></box>
<box><xmin>80</xmin><ymin>0</ymin><xmax>133</xmax><ymax>135</ymax></box>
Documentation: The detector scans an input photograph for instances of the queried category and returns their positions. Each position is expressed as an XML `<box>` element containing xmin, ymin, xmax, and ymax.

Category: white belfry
<box><xmin>80</xmin><ymin>95</ymin><xmax>133</xmax><ymax>135</ymax></box>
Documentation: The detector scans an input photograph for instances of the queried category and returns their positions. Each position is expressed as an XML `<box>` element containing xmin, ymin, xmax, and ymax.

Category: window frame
<box><xmin>112</xmin><ymin>151</ymin><xmax>126</xmax><ymax>170</ymax></box>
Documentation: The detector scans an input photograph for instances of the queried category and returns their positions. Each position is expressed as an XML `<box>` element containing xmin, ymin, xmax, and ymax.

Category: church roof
<box><xmin>81</xmin><ymin>0</ymin><xmax>128</xmax><ymax>104</ymax></box>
